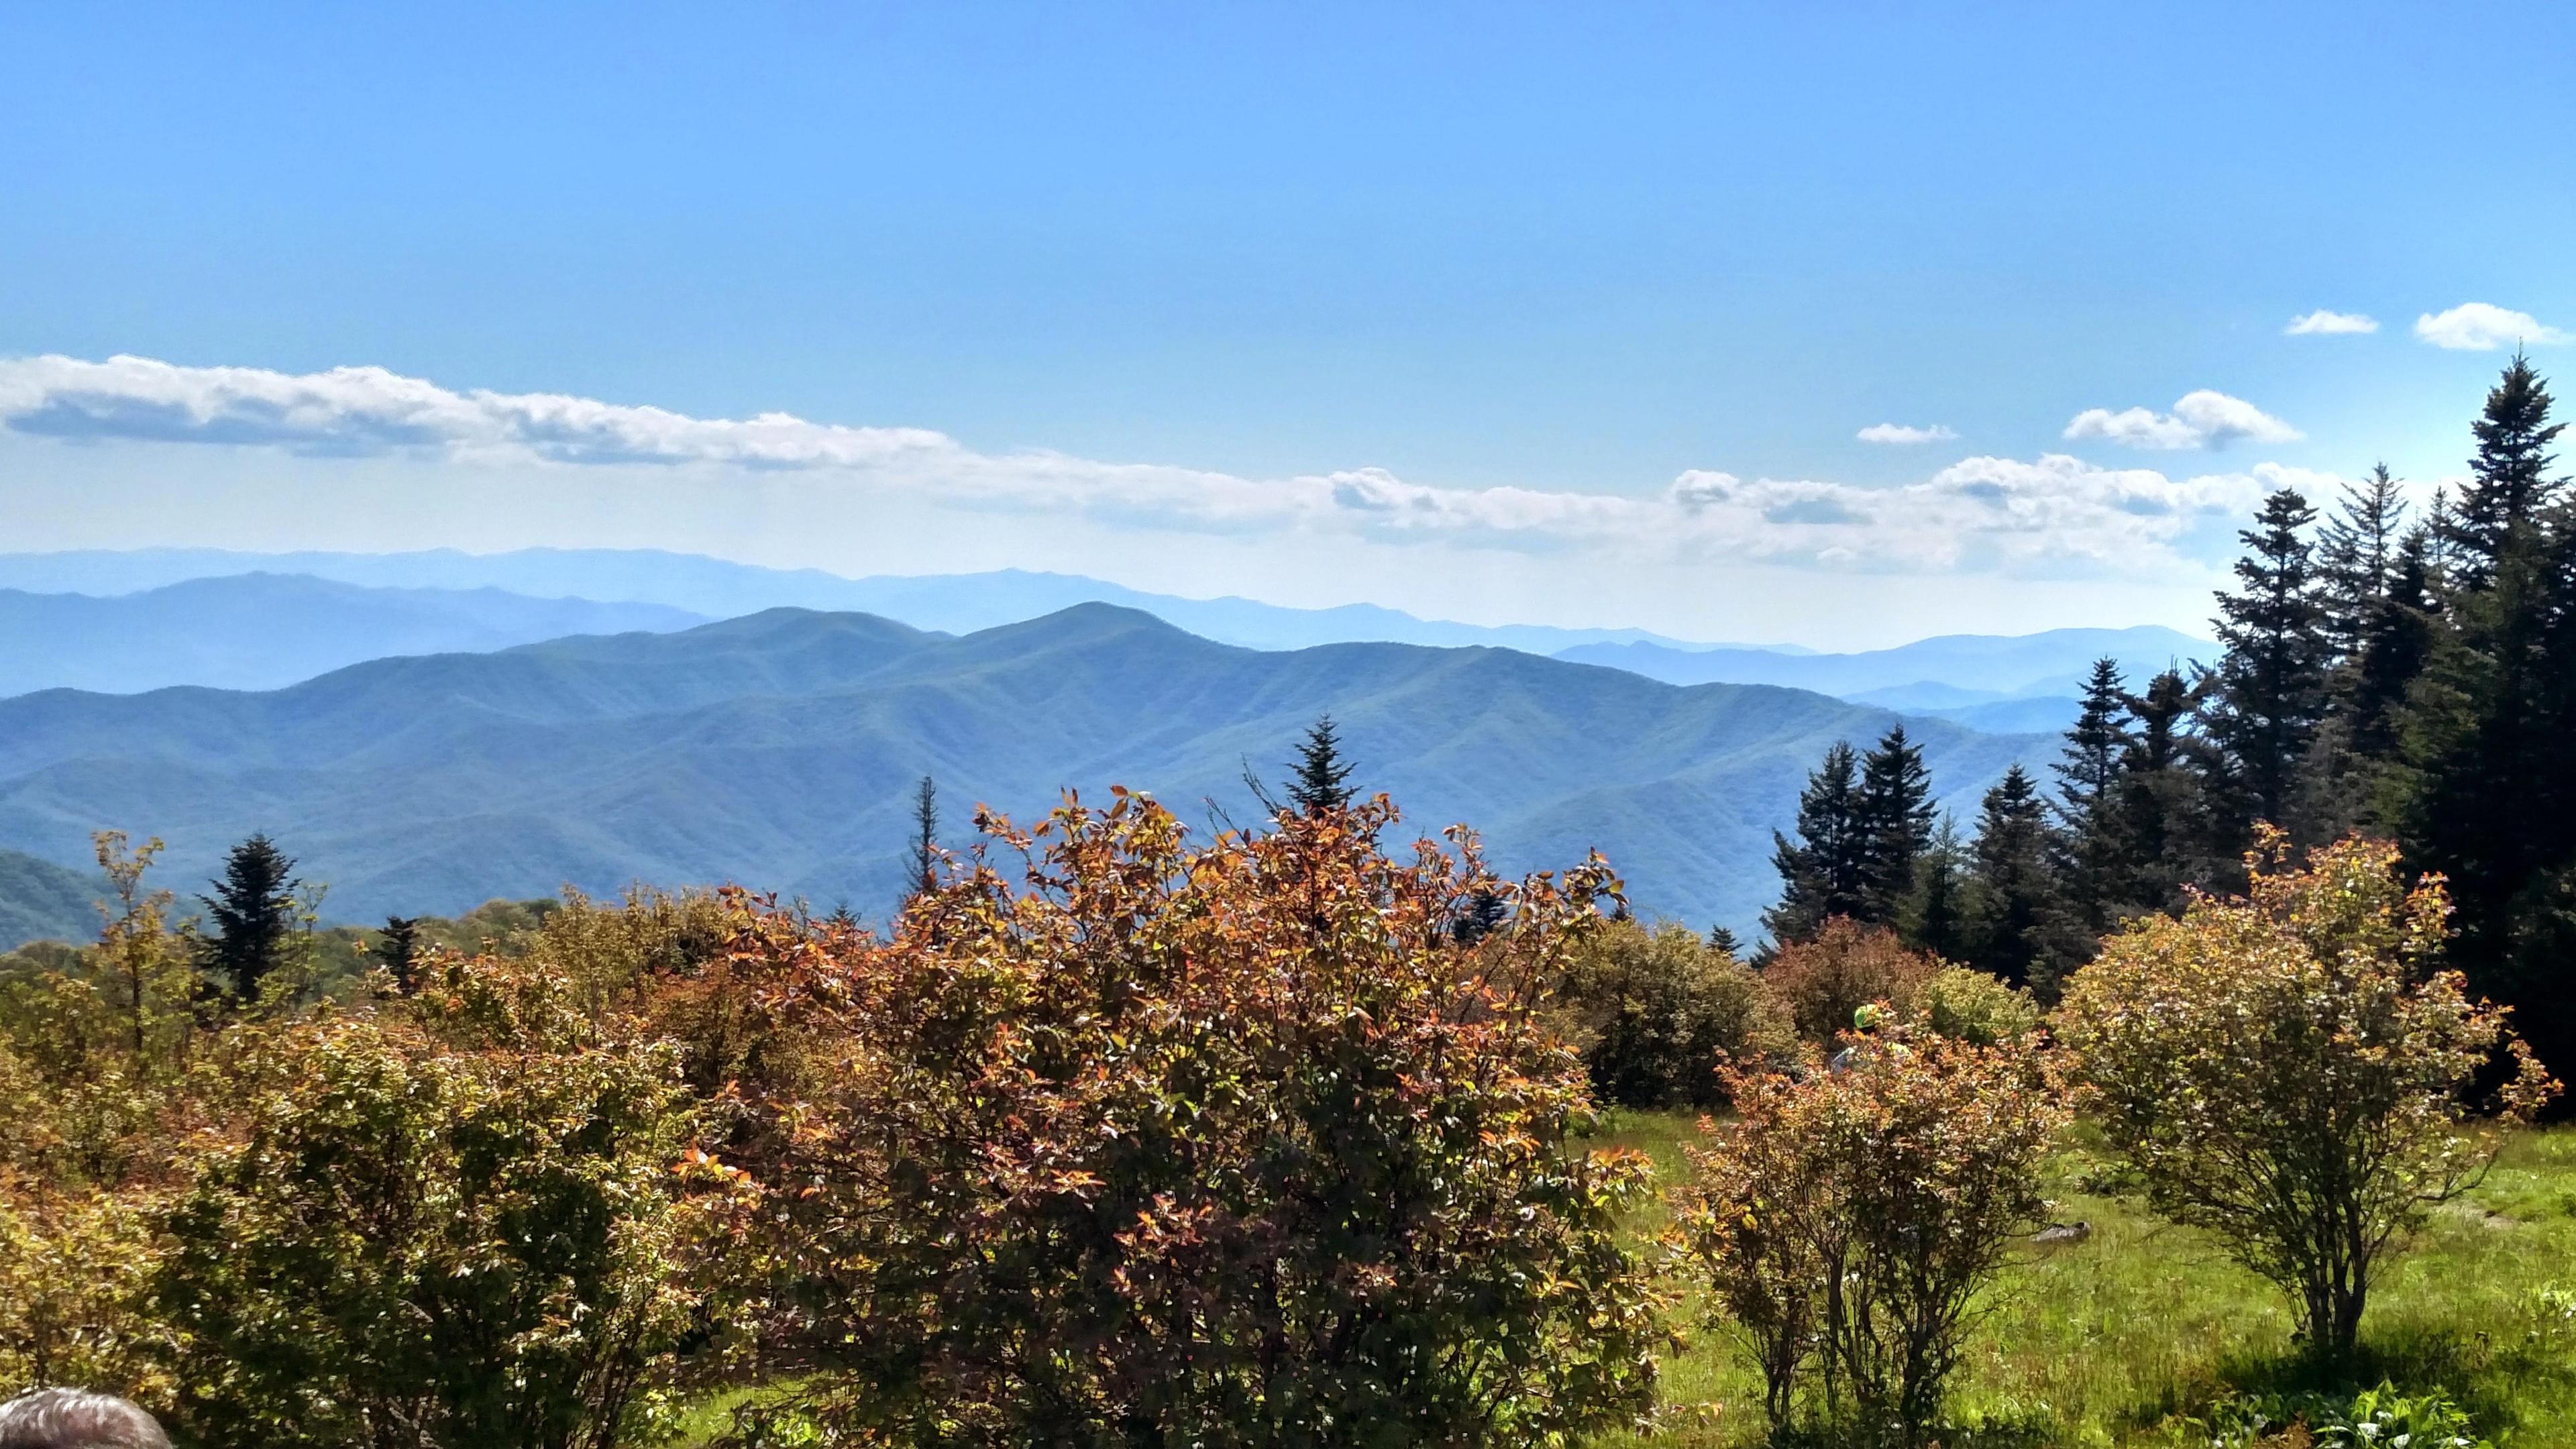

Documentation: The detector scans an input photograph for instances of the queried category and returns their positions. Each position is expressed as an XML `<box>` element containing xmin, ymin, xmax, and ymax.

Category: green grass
<box><xmin>1595</xmin><ymin>1112</ymin><xmax>2576</xmax><ymax>1447</ymax></box>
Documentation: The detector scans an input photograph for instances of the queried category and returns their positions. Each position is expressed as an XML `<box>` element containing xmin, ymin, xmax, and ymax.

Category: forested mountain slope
<box><xmin>0</xmin><ymin>605</ymin><xmax>2047</xmax><ymax>938</ymax></box>
<box><xmin>0</xmin><ymin>848</ymin><xmax>101</xmax><ymax>951</ymax></box>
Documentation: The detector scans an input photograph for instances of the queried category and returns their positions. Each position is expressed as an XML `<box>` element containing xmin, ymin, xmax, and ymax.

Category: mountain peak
<box><xmin>965</xmin><ymin>601</ymin><xmax>1203</xmax><ymax>646</ymax></box>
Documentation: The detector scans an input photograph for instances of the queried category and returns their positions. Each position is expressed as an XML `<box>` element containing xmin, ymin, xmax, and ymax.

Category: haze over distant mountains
<box><xmin>0</xmin><ymin>552</ymin><xmax>2214</xmax><ymax>724</ymax></box>
<box><xmin>0</xmin><ymin>548</ymin><xmax>1770</xmax><ymax>657</ymax></box>
<box><xmin>0</xmin><ymin>574</ymin><xmax>705</xmax><ymax>695</ymax></box>
<box><xmin>0</xmin><ymin>604</ymin><xmax>2049</xmax><ymax>947</ymax></box>
<box><xmin>1560</xmin><ymin>628</ymin><xmax>2216</xmax><ymax>735</ymax></box>
<box><xmin>1557</xmin><ymin>628</ymin><xmax>2214</xmax><ymax>698</ymax></box>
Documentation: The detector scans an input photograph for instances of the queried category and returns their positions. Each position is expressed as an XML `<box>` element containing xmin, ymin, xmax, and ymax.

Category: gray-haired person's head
<box><xmin>0</xmin><ymin>1390</ymin><xmax>170</xmax><ymax>1449</ymax></box>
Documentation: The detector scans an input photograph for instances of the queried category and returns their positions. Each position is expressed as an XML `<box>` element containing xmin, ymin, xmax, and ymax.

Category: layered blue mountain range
<box><xmin>0</xmin><ymin>602</ymin><xmax>2051</xmax><ymax>946</ymax></box>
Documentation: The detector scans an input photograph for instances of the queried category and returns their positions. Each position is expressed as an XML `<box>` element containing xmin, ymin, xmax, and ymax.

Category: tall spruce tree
<box><xmin>2205</xmin><ymin>487</ymin><xmax>2330</xmax><ymax>839</ymax></box>
<box><xmin>2052</xmin><ymin>658</ymin><xmax>2134</xmax><ymax>939</ymax></box>
<box><xmin>1899</xmin><ymin>815</ymin><xmax>1970</xmax><ymax>963</ymax></box>
<box><xmin>2055</xmin><ymin>659</ymin><xmax>2131</xmax><ymax>824</ymax></box>
<box><xmin>1854</xmin><ymin>724</ymin><xmax>1934</xmax><ymax>923</ymax></box>
<box><xmin>1764</xmin><ymin>741</ymin><xmax>1868</xmax><ymax>945</ymax></box>
<box><xmin>2420</xmin><ymin>486</ymin><xmax>2461</xmax><ymax>581</ymax></box>
<box><xmin>374</xmin><ymin>915</ymin><xmax>423</xmax><ymax>994</ymax></box>
<box><xmin>2316</xmin><ymin>465</ymin><xmax>2408</xmax><ymax>662</ymax></box>
<box><xmin>2295</xmin><ymin>468</ymin><xmax>2416</xmax><ymax>837</ymax></box>
<box><xmin>2353</xmin><ymin>530</ymin><xmax>2437</xmax><ymax>752</ymax></box>
<box><xmin>199</xmin><ymin>833</ymin><xmax>301</xmax><ymax>1003</ymax></box>
<box><xmin>910</xmin><ymin>775</ymin><xmax>941</xmax><ymax>893</ymax></box>
<box><xmin>2442</xmin><ymin>353</ymin><xmax>2565</xmax><ymax>588</ymax></box>
<box><xmin>1287</xmin><ymin>714</ymin><xmax>1358</xmax><ymax>815</ymax></box>
<box><xmin>2399</xmin><ymin>358</ymin><xmax>2576</xmax><ymax>1079</ymax></box>
<box><xmin>1962</xmin><ymin>765</ymin><xmax>2063</xmax><ymax>991</ymax></box>
<box><xmin>2110</xmin><ymin>667</ymin><xmax>2223</xmax><ymax>910</ymax></box>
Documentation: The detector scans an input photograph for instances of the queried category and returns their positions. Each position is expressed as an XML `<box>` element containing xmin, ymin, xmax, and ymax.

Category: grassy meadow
<box><xmin>1597</xmin><ymin>1112</ymin><xmax>2576</xmax><ymax>1448</ymax></box>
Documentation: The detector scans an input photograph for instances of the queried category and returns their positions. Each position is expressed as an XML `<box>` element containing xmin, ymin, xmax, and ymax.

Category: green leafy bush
<box><xmin>1909</xmin><ymin>965</ymin><xmax>2041</xmax><ymax>1046</ymax></box>
<box><xmin>153</xmin><ymin>955</ymin><xmax>752</xmax><ymax>1449</ymax></box>
<box><xmin>2054</xmin><ymin>833</ymin><xmax>2556</xmax><ymax>1361</ymax></box>
<box><xmin>1560</xmin><ymin>918</ymin><xmax>1794</xmax><ymax>1108</ymax></box>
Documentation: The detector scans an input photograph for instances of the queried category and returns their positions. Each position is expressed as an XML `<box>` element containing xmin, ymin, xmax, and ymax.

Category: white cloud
<box><xmin>2414</xmin><ymin>303</ymin><xmax>2568</xmax><ymax>351</ymax></box>
<box><xmin>0</xmin><ymin>352</ymin><xmax>2306</xmax><ymax>582</ymax></box>
<box><xmin>0</xmin><ymin>353</ymin><xmax>955</xmax><ymax>467</ymax></box>
<box><xmin>2063</xmin><ymin>389</ymin><xmax>2302</xmax><ymax>450</ymax></box>
<box><xmin>1856</xmin><ymin>422</ymin><xmax>1958</xmax><ymax>444</ymax></box>
<box><xmin>2285</xmin><ymin>309</ymin><xmax>2378</xmax><ymax>336</ymax></box>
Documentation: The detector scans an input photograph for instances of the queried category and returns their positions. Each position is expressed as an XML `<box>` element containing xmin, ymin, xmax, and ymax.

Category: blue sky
<box><xmin>3</xmin><ymin>3</ymin><xmax>2571</xmax><ymax>647</ymax></box>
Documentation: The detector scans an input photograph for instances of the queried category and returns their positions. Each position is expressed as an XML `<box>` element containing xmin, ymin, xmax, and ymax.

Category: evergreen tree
<box><xmin>2297</xmin><ymin>469</ymin><xmax>2420</xmax><ymax>839</ymax></box>
<box><xmin>1451</xmin><ymin>888</ymin><xmax>1510</xmax><ymax>947</ymax></box>
<box><xmin>1898</xmin><ymin>816</ymin><xmax>1969</xmax><ymax>963</ymax></box>
<box><xmin>2351</xmin><ymin>528</ymin><xmax>2438</xmax><ymax>763</ymax></box>
<box><xmin>2399</xmin><ymin>358</ymin><xmax>2576</xmax><ymax>1078</ymax></box>
<box><xmin>374</xmin><ymin>915</ymin><xmax>423</xmax><ymax>994</ymax></box>
<box><xmin>2051</xmin><ymin>658</ymin><xmax>2134</xmax><ymax>940</ymax></box>
<box><xmin>199</xmin><ymin>833</ymin><xmax>301</xmax><ymax>1003</ymax></box>
<box><xmin>2316</xmin><ymin>464</ymin><xmax>2408</xmax><ymax>663</ymax></box>
<box><xmin>2205</xmin><ymin>487</ymin><xmax>2330</xmax><ymax>838</ymax></box>
<box><xmin>1705</xmin><ymin>924</ymin><xmax>1743</xmax><ymax>961</ymax></box>
<box><xmin>1962</xmin><ymin>765</ymin><xmax>2063</xmax><ymax>992</ymax></box>
<box><xmin>2108</xmin><ymin>667</ymin><xmax>2219</xmax><ymax>913</ymax></box>
<box><xmin>1287</xmin><ymin>714</ymin><xmax>1358</xmax><ymax>816</ymax></box>
<box><xmin>1854</xmin><ymin>724</ymin><xmax>1934</xmax><ymax>924</ymax></box>
<box><xmin>1764</xmin><ymin>741</ymin><xmax>1868</xmax><ymax>945</ymax></box>
<box><xmin>2420</xmin><ymin>486</ymin><xmax>2461</xmax><ymax>582</ymax></box>
<box><xmin>910</xmin><ymin>775</ymin><xmax>940</xmax><ymax>893</ymax></box>
<box><xmin>2443</xmin><ymin>352</ymin><xmax>2564</xmax><ymax>589</ymax></box>
<box><xmin>2053</xmin><ymin>659</ymin><xmax>2131</xmax><ymax>824</ymax></box>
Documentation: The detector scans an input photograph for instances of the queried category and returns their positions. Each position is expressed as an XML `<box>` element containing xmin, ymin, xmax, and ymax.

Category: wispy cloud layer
<box><xmin>0</xmin><ymin>353</ymin><xmax>2304</xmax><ymax>580</ymax></box>
<box><xmin>2285</xmin><ymin>309</ymin><xmax>2378</xmax><ymax>336</ymax></box>
<box><xmin>2414</xmin><ymin>303</ymin><xmax>2567</xmax><ymax>351</ymax></box>
<box><xmin>2063</xmin><ymin>390</ymin><xmax>2302</xmax><ymax>450</ymax></box>
<box><xmin>1856</xmin><ymin>422</ymin><xmax>1958</xmax><ymax>444</ymax></box>
<box><xmin>0</xmin><ymin>354</ymin><xmax>956</xmax><ymax>467</ymax></box>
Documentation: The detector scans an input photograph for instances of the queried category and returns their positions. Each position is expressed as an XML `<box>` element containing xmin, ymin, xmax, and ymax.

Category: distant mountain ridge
<box><xmin>0</xmin><ymin>604</ymin><xmax>2049</xmax><ymax>946</ymax></box>
<box><xmin>1554</xmin><ymin>625</ymin><xmax>2216</xmax><ymax>700</ymax></box>
<box><xmin>0</xmin><ymin>574</ymin><xmax>706</xmax><ymax>696</ymax></box>
<box><xmin>0</xmin><ymin>548</ymin><xmax>1784</xmax><ymax>657</ymax></box>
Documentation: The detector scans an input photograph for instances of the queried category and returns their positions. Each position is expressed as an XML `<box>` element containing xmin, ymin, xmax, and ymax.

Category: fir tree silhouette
<box><xmin>199</xmin><ymin>833</ymin><xmax>300</xmax><ymax>1003</ymax></box>
<box><xmin>1287</xmin><ymin>714</ymin><xmax>1357</xmax><ymax>816</ymax></box>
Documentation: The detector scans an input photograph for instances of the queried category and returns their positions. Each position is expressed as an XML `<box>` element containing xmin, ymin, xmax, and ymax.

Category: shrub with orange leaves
<box><xmin>718</xmin><ymin>790</ymin><xmax>1665</xmax><ymax>1448</ymax></box>
<box><xmin>1760</xmin><ymin>917</ymin><xmax>1943</xmax><ymax>1044</ymax></box>
<box><xmin>2055</xmin><ymin>832</ymin><xmax>2559</xmax><ymax>1364</ymax></box>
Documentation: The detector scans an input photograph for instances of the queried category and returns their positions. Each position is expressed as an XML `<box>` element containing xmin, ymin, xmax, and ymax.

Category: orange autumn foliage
<box><xmin>713</xmin><ymin>790</ymin><xmax>1666</xmax><ymax>1448</ymax></box>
